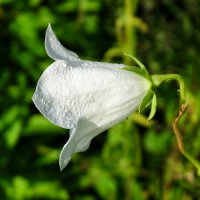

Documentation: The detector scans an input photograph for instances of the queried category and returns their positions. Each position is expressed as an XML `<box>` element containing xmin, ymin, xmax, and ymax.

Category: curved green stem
<box><xmin>151</xmin><ymin>74</ymin><xmax>186</xmax><ymax>103</ymax></box>
<box><xmin>123</xmin><ymin>0</ymin><xmax>139</xmax><ymax>65</ymax></box>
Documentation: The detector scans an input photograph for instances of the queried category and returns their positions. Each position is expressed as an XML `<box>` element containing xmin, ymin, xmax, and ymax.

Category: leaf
<box><xmin>4</xmin><ymin>119</ymin><xmax>23</xmax><ymax>149</ymax></box>
<box><xmin>24</xmin><ymin>114</ymin><xmax>65</xmax><ymax>135</ymax></box>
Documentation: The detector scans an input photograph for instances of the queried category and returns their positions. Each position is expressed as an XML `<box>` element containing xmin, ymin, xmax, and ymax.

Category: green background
<box><xmin>1</xmin><ymin>0</ymin><xmax>200</xmax><ymax>199</ymax></box>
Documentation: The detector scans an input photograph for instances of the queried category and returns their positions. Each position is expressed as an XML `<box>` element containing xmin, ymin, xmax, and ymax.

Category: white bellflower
<box><xmin>32</xmin><ymin>24</ymin><xmax>152</xmax><ymax>170</ymax></box>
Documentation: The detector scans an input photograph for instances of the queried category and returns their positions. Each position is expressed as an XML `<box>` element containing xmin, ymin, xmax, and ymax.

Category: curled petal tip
<box><xmin>47</xmin><ymin>23</ymin><xmax>53</xmax><ymax>33</ymax></box>
<box><xmin>45</xmin><ymin>23</ymin><xmax>79</xmax><ymax>61</ymax></box>
<box><xmin>59</xmin><ymin>133</ymin><xmax>74</xmax><ymax>171</ymax></box>
<box><xmin>59</xmin><ymin>157</ymin><xmax>70</xmax><ymax>171</ymax></box>
<box><xmin>59</xmin><ymin>163</ymin><xmax>65</xmax><ymax>171</ymax></box>
<box><xmin>59</xmin><ymin>156</ymin><xmax>67</xmax><ymax>171</ymax></box>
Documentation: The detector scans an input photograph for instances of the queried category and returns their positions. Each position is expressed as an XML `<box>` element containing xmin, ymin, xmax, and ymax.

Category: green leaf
<box><xmin>4</xmin><ymin>119</ymin><xmax>23</xmax><ymax>149</ymax></box>
<box><xmin>0</xmin><ymin>106</ymin><xmax>19</xmax><ymax>130</ymax></box>
<box><xmin>24</xmin><ymin>114</ymin><xmax>65</xmax><ymax>135</ymax></box>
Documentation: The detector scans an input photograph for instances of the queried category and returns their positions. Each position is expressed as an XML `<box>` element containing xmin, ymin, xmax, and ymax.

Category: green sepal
<box><xmin>139</xmin><ymin>89</ymin><xmax>154</xmax><ymax>112</ymax></box>
<box><xmin>123</xmin><ymin>54</ymin><xmax>149</xmax><ymax>75</ymax></box>
<box><xmin>123</xmin><ymin>65</ymin><xmax>149</xmax><ymax>79</ymax></box>
<box><xmin>122</xmin><ymin>54</ymin><xmax>157</xmax><ymax>120</ymax></box>
<box><xmin>139</xmin><ymin>90</ymin><xmax>157</xmax><ymax>121</ymax></box>
<box><xmin>148</xmin><ymin>92</ymin><xmax>157</xmax><ymax>121</ymax></box>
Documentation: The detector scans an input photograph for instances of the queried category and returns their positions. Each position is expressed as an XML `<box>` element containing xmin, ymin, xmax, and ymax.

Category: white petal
<box><xmin>82</xmin><ymin>60</ymin><xmax>125</xmax><ymax>69</ymax></box>
<box><xmin>59</xmin><ymin>89</ymin><xmax>146</xmax><ymax>170</ymax></box>
<box><xmin>59</xmin><ymin>119</ymin><xmax>95</xmax><ymax>170</ymax></box>
<box><xmin>32</xmin><ymin>59</ymin><xmax>150</xmax><ymax>170</ymax></box>
<box><xmin>45</xmin><ymin>24</ymin><xmax>124</xmax><ymax>69</ymax></box>
<box><xmin>45</xmin><ymin>24</ymin><xmax>80</xmax><ymax>61</ymax></box>
<box><xmin>32</xmin><ymin>61</ymin><xmax>77</xmax><ymax>129</ymax></box>
<box><xmin>32</xmin><ymin>60</ymin><xmax>149</xmax><ymax>128</ymax></box>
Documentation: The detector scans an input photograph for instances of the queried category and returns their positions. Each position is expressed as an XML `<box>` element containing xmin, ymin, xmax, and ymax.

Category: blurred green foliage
<box><xmin>1</xmin><ymin>0</ymin><xmax>200</xmax><ymax>199</ymax></box>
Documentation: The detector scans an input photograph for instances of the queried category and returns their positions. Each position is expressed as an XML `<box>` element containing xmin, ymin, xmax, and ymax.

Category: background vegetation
<box><xmin>1</xmin><ymin>0</ymin><xmax>200</xmax><ymax>199</ymax></box>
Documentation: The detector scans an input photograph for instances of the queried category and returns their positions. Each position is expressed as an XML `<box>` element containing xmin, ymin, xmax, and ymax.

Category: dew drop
<box><xmin>87</xmin><ymin>94</ymin><xmax>93</xmax><ymax>98</ymax></box>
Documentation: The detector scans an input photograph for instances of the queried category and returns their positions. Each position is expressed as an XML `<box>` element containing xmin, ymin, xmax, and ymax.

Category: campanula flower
<box><xmin>32</xmin><ymin>24</ymin><xmax>152</xmax><ymax>170</ymax></box>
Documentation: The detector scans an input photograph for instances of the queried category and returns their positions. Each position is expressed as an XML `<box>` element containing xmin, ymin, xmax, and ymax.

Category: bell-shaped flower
<box><xmin>32</xmin><ymin>24</ymin><xmax>152</xmax><ymax>170</ymax></box>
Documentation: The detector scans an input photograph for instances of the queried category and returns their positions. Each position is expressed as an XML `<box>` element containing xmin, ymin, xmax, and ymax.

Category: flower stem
<box><xmin>123</xmin><ymin>0</ymin><xmax>139</xmax><ymax>65</ymax></box>
<box><xmin>151</xmin><ymin>74</ymin><xmax>186</xmax><ymax>103</ymax></box>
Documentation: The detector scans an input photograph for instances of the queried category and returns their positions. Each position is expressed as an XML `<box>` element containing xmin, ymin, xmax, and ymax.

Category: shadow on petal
<box><xmin>59</xmin><ymin>119</ymin><xmax>99</xmax><ymax>171</ymax></box>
